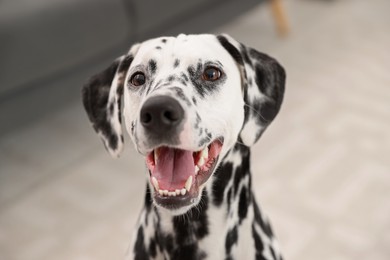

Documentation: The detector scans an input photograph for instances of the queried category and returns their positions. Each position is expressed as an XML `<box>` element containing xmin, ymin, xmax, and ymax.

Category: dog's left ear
<box><xmin>217</xmin><ymin>34</ymin><xmax>286</xmax><ymax>146</ymax></box>
<box><xmin>82</xmin><ymin>44</ymin><xmax>140</xmax><ymax>157</ymax></box>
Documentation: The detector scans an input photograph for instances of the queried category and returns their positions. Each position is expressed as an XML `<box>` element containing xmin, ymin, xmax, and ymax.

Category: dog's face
<box><xmin>125</xmin><ymin>34</ymin><xmax>244</xmax><ymax>156</ymax></box>
<box><xmin>82</xmin><ymin>34</ymin><xmax>285</xmax><ymax>214</ymax></box>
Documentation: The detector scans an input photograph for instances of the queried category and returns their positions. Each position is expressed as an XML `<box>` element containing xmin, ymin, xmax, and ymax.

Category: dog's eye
<box><xmin>130</xmin><ymin>72</ymin><xmax>146</xmax><ymax>86</ymax></box>
<box><xmin>202</xmin><ymin>67</ymin><xmax>222</xmax><ymax>81</ymax></box>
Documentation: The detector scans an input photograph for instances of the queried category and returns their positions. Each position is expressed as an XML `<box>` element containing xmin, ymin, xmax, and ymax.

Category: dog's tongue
<box><xmin>153</xmin><ymin>147</ymin><xmax>194</xmax><ymax>190</ymax></box>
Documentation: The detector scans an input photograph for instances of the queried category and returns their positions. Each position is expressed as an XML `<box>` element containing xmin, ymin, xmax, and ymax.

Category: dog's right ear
<box><xmin>82</xmin><ymin>44</ymin><xmax>140</xmax><ymax>157</ymax></box>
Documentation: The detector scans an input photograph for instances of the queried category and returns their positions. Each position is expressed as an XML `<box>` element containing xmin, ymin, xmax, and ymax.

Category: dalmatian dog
<box><xmin>82</xmin><ymin>34</ymin><xmax>285</xmax><ymax>260</ymax></box>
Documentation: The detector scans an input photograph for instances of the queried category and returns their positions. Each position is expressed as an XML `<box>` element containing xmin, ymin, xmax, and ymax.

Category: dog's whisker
<box><xmin>244</xmin><ymin>102</ymin><xmax>270</xmax><ymax>123</ymax></box>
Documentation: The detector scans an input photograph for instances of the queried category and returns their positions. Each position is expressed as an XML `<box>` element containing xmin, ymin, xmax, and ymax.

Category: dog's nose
<box><xmin>140</xmin><ymin>96</ymin><xmax>184</xmax><ymax>130</ymax></box>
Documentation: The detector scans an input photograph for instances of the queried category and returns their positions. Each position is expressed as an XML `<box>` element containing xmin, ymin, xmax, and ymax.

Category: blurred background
<box><xmin>0</xmin><ymin>0</ymin><xmax>389</xmax><ymax>259</ymax></box>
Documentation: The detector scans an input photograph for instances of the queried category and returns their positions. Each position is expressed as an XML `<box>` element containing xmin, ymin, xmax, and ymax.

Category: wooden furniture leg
<box><xmin>270</xmin><ymin>0</ymin><xmax>290</xmax><ymax>36</ymax></box>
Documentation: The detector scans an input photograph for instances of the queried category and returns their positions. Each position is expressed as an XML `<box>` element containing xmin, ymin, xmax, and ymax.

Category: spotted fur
<box><xmin>82</xmin><ymin>34</ymin><xmax>285</xmax><ymax>260</ymax></box>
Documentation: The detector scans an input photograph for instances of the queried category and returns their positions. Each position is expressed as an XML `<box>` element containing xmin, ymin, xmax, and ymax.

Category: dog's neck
<box><xmin>133</xmin><ymin>143</ymin><xmax>257</xmax><ymax>259</ymax></box>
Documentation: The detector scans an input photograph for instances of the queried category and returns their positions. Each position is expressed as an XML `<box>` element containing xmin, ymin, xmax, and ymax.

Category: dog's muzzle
<box><xmin>138</xmin><ymin>96</ymin><xmax>223</xmax><ymax>210</ymax></box>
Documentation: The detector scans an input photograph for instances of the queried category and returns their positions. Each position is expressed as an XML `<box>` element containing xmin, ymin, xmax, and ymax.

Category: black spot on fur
<box><xmin>108</xmin><ymin>133</ymin><xmax>118</xmax><ymax>150</ymax></box>
<box><xmin>238</xmin><ymin>186</ymin><xmax>249</xmax><ymax>223</ymax></box>
<box><xmin>117</xmin><ymin>106</ymin><xmax>123</xmax><ymax>125</ymax></box>
<box><xmin>194</xmin><ymin>190</ymin><xmax>209</xmax><ymax>239</ymax></box>
<box><xmin>248</xmin><ymin>77</ymin><xmax>253</xmax><ymax>86</ymax></box>
<box><xmin>181</xmin><ymin>72</ymin><xmax>189</xmax><ymax>82</ymax></box>
<box><xmin>149</xmin><ymin>238</ymin><xmax>157</xmax><ymax>257</ymax></box>
<box><xmin>164</xmin><ymin>234</ymin><xmax>174</xmax><ymax>254</ymax></box>
<box><xmin>242</xmin><ymin>94</ymin><xmax>250</xmax><ymax>124</ymax></box>
<box><xmin>172</xmin><ymin>87</ymin><xmax>191</xmax><ymax>106</ymax></box>
<box><xmin>198</xmin><ymin>129</ymin><xmax>210</xmax><ymax>146</ymax></box>
<box><xmin>180</xmin><ymin>79</ymin><xmax>187</xmax><ymax>86</ymax></box>
<box><xmin>174</xmin><ymin>59</ymin><xmax>180</xmax><ymax>68</ymax></box>
<box><xmin>131</xmin><ymin>121</ymin><xmax>135</xmax><ymax>134</ymax></box>
<box><xmin>270</xmin><ymin>245</ymin><xmax>278</xmax><ymax>260</ymax></box>
<box><xmin>173</xmin><ymin>190</ymin><xmax>209</xmax><ymax>241</ymax></box>
<box><xmin>168</xmin><ymin>75</ymin><xmax>176</xmax><ymax>82</ymax></box>
<box><xmin>252</xmin><ymin>223</ymin><xmax>266</xmax><ymax>260</ymax></box>
<box><xmin>212</xmin><ymin>162</ymin><xmax>233</xmax><ymax>206</ymax></box>
<box><xmin>109</xmin><ymin>102</ymin><xmax>114</xmax><ymax>115</ymax></box>
<box><xmin>217</xmin><ymin>35</ymin><xmax>244</xmax><ymax>66</ymax></box>
<box><xmin>192</xmin><ymin>96</ymin><xmax>197</xmax><ymax>105</ymax></box>
<box><xmin>225</xmin><ymin>225</ymin><xmax>238</xmax><ymax>256</ymax></box>
<box><xmin>198</xmin><ymin>136</ymin><xmax>211</xmax><ymax>148</ymax></box>
<box><xmin>145</xmin><ymin>183</ymin><xmax>153</xmax><ymax>211</ymax></box>
<box><xmin>161</xmin><ymin>39</ymin><xmax>167</xmax><ymax>43</ymax></box>
<box><xmin>118</xmin><ymin>54</ymin><xmax>134</xmax><ymax>74</ymax></box>
<box><xmin>259</xmin><ymin>99</ymin><xmax>278</xmax><ymax>124</ymax></box>
<box><xmin>240</xmin><ymin>44</ymin><xmax>253</xmax><ymax>67</ymax></box>
<box><xmin>148</xmin><ymin>59</ymin><xmax>157</xmax><ymax>75</ymax></box>
<box><xmin>116</xmin><ymin>78</ymin><xmax>124</xmax><ymax>125</ymax></box>
<box><xmin>253</xmin><ymin>197</ymin><xmax>274</xmax><ymax>238</ymax></box>
<box><xmin>233</xmin><ymin>145</ymin><xmax>250</xmax><ymax>197</ymax></box>
<box><xmin>206</xmin><ymin>131</ymin><xmax>212</xmax><ymax>140</ymax></box>
<box><xmin>134</xmin><ymin>226</ymin><xmax>149</xmax><ymax>260</ymax></box>
<box><xmin>254</xmin><ymin>65</ymin><xmax>268</xmax><ymax>95</ymax></box>
<box><xmin>172</xmin><ymin>244</ymin><xmax>199</xmax><ymax>260</ymax></box>
<box><xmin>156</xmin><ymin>46</ymin><xmax>162</xmax><ymax>50</ymax></box>
<box><xmin>226</xmin><ymin>188</ymin><xmax>232</xmax><ymax>213</ymax></box>
<box><xmin>194</xmin><ymin>113</ymin><xmax>201</xmax><ymax>129</ymax></box>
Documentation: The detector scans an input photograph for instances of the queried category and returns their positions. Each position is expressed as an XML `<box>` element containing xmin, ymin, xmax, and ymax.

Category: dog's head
<box><xmin>82</xmin><ymin>34</ymin><xmax>285</xmax><ymax>214</ymax></box>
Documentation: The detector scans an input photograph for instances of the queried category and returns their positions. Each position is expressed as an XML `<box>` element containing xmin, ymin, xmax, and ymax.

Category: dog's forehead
<box><xmin>131</xmin><ymin>34</ymin><xmax>231</xmax><ymax>67</ymax></box>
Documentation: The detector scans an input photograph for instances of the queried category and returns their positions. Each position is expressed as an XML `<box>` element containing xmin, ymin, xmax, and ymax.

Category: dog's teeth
<box><xmin>175</xmin><ymin>189</ymin><xmax>181</xmax><ymax>195</ymax></box>
<box><xmin>198</xmin><ymin>156</ymin><xmax>205</xmax><ymax>167</ymax></box>
<box><xmin>195</xmin><ymin>165</ymin><xmax>200</xmax><ymax>175</ymax></box>
<box><xmin>201</xmin><ymin>147</ymin><xmax>208</xmax><ymax>159</ymax></box>
<box><xmin>180</xmin><ymin>188</ymin><xmax>187</xmax><ymax>195</ymax></box>
<box><xmin>159</xmin><ymin>190</ymin><xmax>164</xmax><ymax>196</ymax></box>
<box><xmin>154</xmin><ymin>149</ymin><xmax>160</xmax><ymax>163</ymax></box>
<box><xmin>185</xmin><ymin>176</ymin><xmax>192</xmax><ymax>192</ymax></box>
<box><xmin>151</xmin><ymin>177</ymin><xmax>159</xmax><ymax>191</ymax></box>
<box><xmin>170</xmin><ymin>192</ymin><xmax>176</xmax><ymax>197</ymax></box>
<box><xmin>163</xmin><ymin>190</ymin><xmax>169</xmax><ymax>196</ymax></box>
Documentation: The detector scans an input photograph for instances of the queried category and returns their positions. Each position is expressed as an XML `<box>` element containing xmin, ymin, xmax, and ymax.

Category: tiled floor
<box><xmin>1</xmin><ymin>0</ymin><xmax>390</xmax><ymax>259</ymax></box>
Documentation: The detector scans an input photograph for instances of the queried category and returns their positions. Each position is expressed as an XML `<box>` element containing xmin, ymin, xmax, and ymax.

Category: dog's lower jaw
<box><xmin>154</xmin><ymin>200</ymin><xmax>199</xmax><ymax>216</ymax></box>
<box><xmin>127</xmin><ymin>143</ymin><xmax>283</xmax><ymax>260</ymax></box>
<box><xmin>152</xmin><ymin>186</ymin><xmax>204</xmax><ymax>216</ymax></box>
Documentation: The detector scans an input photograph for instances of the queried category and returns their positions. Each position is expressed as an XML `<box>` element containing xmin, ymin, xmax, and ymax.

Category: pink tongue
<box><xmin>153</xmin><ymin>148</ymin><xmax>195</xmax><ymax>190</ymax></box>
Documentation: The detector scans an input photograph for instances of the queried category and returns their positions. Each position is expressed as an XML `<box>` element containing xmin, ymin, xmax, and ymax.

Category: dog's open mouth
<box><xmin>145</xmin><ymin>139</ymin><xmax>223</xmax><ymax>209</ymax></box>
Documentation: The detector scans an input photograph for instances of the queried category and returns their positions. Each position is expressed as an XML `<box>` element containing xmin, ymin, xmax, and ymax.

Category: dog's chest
<box><xmin>143</xmin><ymin>201</ymin><xmax>256</xmax><ymax>260</ymax></box>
